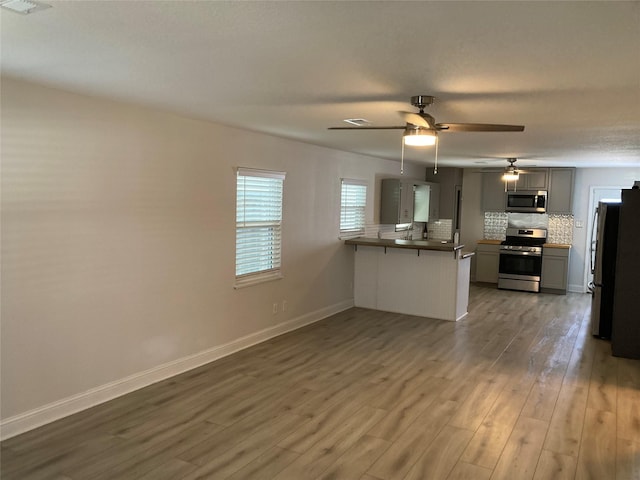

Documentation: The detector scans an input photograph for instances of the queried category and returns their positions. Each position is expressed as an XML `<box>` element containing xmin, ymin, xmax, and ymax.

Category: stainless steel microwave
<box><xmin>505</xmin><ymin>190</ymin><xmax>547</xmax><ymax>213</ymax></box>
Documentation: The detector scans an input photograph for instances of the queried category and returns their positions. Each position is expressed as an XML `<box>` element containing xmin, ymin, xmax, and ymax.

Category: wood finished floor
<box><xmin>2</xmin><ymin>285</ymin><xmax>639</xmax><ymax>480</ymax></box>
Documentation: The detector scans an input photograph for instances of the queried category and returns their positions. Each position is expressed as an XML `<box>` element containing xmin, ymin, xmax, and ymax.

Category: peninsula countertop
<box><xmin>344</xmin><ymin>237</ymin><xmax>472</xmax><ymax>256</ymax></box>
<box><xmin>347</xmin><ymin>237</ymin><xmax>473</xmax><ymax>321</ymax></box>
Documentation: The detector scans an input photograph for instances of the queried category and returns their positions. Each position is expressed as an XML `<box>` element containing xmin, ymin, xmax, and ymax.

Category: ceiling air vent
<box><xmin>0</xmin><ymin>0</ymin><xmax>51</xmax><ymax>14</ymax></box>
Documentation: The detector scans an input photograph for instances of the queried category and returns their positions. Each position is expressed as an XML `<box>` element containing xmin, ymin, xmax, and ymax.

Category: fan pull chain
<box><xmin>434</xmin><ymin>135</ymin><xmax>439</xmax><ymax>174</ymax></box>
<box><xmin>400</xmin><ymin>139</ymin><xmax>405</xmax><ymax>175</ymax></box>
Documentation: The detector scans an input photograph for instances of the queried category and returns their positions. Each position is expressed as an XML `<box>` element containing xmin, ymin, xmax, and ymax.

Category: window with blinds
<box><xmin>340</xmin><ymin>179</ymin><xmax>367</xmax><ymax>237</ymax></box>
<box><xmin>236</xmin><ymin>168</ymin><xmax>286</xmax><ymax>287</ymax></box>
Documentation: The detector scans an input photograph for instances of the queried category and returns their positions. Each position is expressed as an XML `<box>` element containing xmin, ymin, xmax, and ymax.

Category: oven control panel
<box><xmin>500</xmin><ymin>245</ymin><xmax>542</xmax><ymax>254</ymax></box>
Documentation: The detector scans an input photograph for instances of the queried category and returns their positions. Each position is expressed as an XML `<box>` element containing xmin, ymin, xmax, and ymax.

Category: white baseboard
<box><xmin>0</xmin><ymin>299</ymin><xmax>354</xmax><ymax>441</ymax></box>
<box><xmin>568</xmin><ymin>284</ymin><xmax>588</xmax><ymax>294</ymax></box>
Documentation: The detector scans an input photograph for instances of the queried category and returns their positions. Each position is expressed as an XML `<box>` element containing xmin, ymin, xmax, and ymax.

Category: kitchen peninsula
<box><xmin>345</xmin><ymin>238</ymin><xmax>474</xmax><ymax>321</ymax></box>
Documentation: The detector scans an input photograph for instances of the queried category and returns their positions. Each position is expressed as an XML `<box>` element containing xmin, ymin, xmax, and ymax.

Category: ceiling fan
<box><xmin>502</xmin><ymin>158</ymin><xmax>522</xmax><ymax>181</ymax></box>
<box><xmin>328</xmin><ymin>95</ymin><xmax>525</xmax><ymax>146</ymax></box>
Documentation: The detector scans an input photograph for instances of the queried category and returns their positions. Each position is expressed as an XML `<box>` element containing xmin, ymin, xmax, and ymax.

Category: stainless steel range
<box><xmin>498</xmin><ymin>228</ymin><xmax>547</xmax><ymax>293</ymax></box>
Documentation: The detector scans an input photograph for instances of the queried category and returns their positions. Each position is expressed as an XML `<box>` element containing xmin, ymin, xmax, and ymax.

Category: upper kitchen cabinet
<box><xmin>380</xmin><ymin>178</ymin><xmax>436</xmax><ymax>224</ymax></box>
<box><xmin>516</xmin><ymin>170</ymin><xmax>548</xmax><ymax>190</ymax></box>
<box><xmin>380</xmin><ymin>178</ymin><xmax>412</xmax><ymax>224</ymax></box>
<box><xmin>430</xmin><ymin>183</ymin><xmax>440</xmax><ymax>221</ymax></box>
<box><xmin>413</xmin><ymin>183</ymin><xmax>431</xmax><ymax>222</ymax></box>
<box><xmin>547</xmin><ymin>168</ymin><xmax>575</xmax><ymax>214</ymax></box>
<box><xmin>424</xmin><ymin>182</ymin><xmax>440</xmax><ymax>221</ymax></box>
<box><xmin>481</xmin><ymin>171</ymin><xmax>505</xmax><ymax>212</ymax></box>
<box><xmin>425</xmin><ymin>167</ymin><xmax>462</xmax><ymax>221</ymax></box>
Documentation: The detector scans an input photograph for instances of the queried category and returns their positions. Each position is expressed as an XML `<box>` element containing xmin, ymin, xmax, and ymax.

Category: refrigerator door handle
<box><xmin>590</xmin><ymin>206</ymin><xmax>598</xmax><ymax>274</ymax></box>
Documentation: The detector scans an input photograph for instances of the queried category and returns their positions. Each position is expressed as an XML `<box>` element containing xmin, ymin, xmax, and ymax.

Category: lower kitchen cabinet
<box><xmin>475</xmin><ymin>243</ymin><xmax>500</xmax><ymax>283</ymax></box>
<box><xmin>541</xmin><ymin>246</ymin><xmax>570</xmax><ymax>294</ymax></box>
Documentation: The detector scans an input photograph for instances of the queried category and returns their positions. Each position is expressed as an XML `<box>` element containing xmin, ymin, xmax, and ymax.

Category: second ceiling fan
<box><xmin>329</xmin><ymin>95</ymin><xmax>525</xmax><ymax>146</ymax></box>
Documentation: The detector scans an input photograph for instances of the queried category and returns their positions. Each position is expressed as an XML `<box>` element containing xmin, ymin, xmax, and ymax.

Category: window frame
<box><xmin>235</xmin><ymin>167</ymin><xmax>286</xmax><ymax>288</ymax></box>
<box><xmin>339</xmin><ymin>178</ymin><xmax>368</xmax><ymax>238</ymax></box>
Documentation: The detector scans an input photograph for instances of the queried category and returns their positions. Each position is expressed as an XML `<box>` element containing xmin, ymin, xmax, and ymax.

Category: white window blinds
<box><xmin>340</xmin><ymin>179</ymin><xmax>367</xmax><ymax>237</ymax></box>
<box><xmin>236</xmin><ymin>168</ymin><xmax>286</xmax><ymax>286</ymax></box>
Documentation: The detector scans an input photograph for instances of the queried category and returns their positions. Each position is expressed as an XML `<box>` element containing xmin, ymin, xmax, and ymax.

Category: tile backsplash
<box><xmin>427</xmin><ymin>219</ymin><xmax>453</xmax><ymax>241</ymax></box>
<box><xmin>547</xmin><ymin>214</ymin><xmax>574</xmax><ymax>244</ymax></box>
<box><xmin>484</xmin><ymin>212</ymin><xmax>508</xmax><ymax>240</ymax></box>
<box><xmin>483</xmin><ymin>212</ymin><xmax>574</xmax><ymax>244</ymax></box>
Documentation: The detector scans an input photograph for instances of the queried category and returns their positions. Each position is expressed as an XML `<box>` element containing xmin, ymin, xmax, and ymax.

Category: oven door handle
<box><xmin>499</xmin><ymin>250</ymin><xmax>542</xmax><ymax>257</ymax></box>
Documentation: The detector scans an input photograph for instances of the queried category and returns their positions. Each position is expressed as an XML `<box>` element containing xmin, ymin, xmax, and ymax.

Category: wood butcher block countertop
<box><xmin>544</xmin><ymin>243</ymin><xmax>572</xmax><ymax>249</ymax></box>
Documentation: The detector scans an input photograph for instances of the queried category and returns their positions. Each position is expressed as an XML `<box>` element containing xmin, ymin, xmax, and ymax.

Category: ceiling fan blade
<box><xmin>327</xmin><ymin>126</ymin><xmax>406</xmax><ymax>130</ymax></box>
<box><xmin>436</xmin><ymin>123</ymin><xmax>525</xmax><ymax>132</ymax></box>
<box><xmin>398</xmin><ymin>111</ymin><xmax>433</xmax><ymax>128</ymax></box>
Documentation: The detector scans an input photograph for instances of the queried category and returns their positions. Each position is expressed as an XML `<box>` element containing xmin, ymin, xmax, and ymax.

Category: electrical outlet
<box><xmin>272</xmin><ymin>303</ymin><xmax>278</xmax><ymax>314</ymax></box>
<box><xmin>575</xmin><ymin>220</ymin><xmax>584</xmax><ymax>228</ymax></box>
<box><xmin>282</xmin><ymin>300</ymin><xmax>287</xmax><ymax>312</ymax></box>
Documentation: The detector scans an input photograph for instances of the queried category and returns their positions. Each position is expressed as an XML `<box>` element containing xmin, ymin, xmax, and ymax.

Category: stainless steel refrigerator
<box><xmin>611</xmin><ymin>188</ymin><xmax>640</xmax><ymax>358</ymax></box>
<box><xmin>590</xmin><ymin>201</ymin><xmax>620</xmax><ymax>339</ymax></box>
<box><xmin>590</xmin><ymin>187</ymin><xmax>640</xmax><ymax>358</ymax></box>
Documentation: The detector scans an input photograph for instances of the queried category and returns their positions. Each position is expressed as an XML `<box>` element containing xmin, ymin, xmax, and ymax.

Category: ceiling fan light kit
<box><xmin>403</xmin><ymin>128</ymin><xmax>437</xmax><ymax>146</ymax></box>
<box><xmin>502</xmin><ymin>158</ymin><xmax>520</xmax><ymax>182</ymax></box>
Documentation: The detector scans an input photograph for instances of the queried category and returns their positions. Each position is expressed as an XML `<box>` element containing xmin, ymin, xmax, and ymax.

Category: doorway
<box><xmin>584</xmin><ymin>186</ymin><xmax>623</xmax><ymax>291</ymax></box>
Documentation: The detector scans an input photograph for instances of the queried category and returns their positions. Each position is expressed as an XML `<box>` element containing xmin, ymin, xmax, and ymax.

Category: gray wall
<box><xmin>1</xmin><ymin>77</ymin><xmax>425</xmax><ymax>436</ymax></box>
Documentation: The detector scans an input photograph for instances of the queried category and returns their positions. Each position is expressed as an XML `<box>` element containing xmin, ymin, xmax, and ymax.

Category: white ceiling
<box><xmin>2</xmin><ymin>1</ymin><xmax>639</xmax><ymax>169</ymax></box>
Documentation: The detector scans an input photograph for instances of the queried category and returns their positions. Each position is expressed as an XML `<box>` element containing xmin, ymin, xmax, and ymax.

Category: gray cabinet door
<box><xmin>475</xmin><ymin>244</ymin><xmax>500</xmax><ymax>283</ymax></box>
<box><xmin>380</xmin><ymin>178</ymin><xmax>419</xmax><ymax>224</ymax></box>
<box><xmin>541</xmin><ymin>247</ymin><xmax>570</xmax><ymax>293</ymax></box>
<box><xmin>547</xmin><ymin>168</ymin><xmax>575</xmax><ymax>214</ymax></box>
<box><xmin>482</xmin><ymin>172</ymin><xmax>505</xmax><ymax>212</ymax></box>
<box><xmin>427</xmin><ymin>182</ymin><xmax>440</xmax><ymax>221</ymax></box>
<box><xmin>502</xmin><ymin>168</ymin><xmax>548</xmax><ymax>191</ymax></box>
<box><xmin>380</xmin><ymin>178</ymin><xmax>402</xmax><ymax>224</ymax></box>
<box><xmin>413</xmin><ymin>184</ymin><xmax>431</xmax><ymax>222</ymax></box>
<box><xmin>399</xmin><ymin>180</ymin><xmax>414</xmax><ymax>223</ymax></box>
<box><xmin>521</xmin><ymin>170</ymin><xmax>548</xmax><ymax>190</ymax></box>
<box><xmin>425</xmin><ymin>167</ymin><xmax>462</xmax><ymax>220</ymax></box>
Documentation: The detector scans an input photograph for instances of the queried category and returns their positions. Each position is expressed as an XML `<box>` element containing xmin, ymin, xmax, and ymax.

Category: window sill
<box><xmin>339</xmin><ymin>231</ymin><xmax>364</xmax><ymax>240</ymax></box>
<box><xmin>234</xmin><ymin>272</ymin><xmax>283</xmax><ymax>289</ymax></box>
